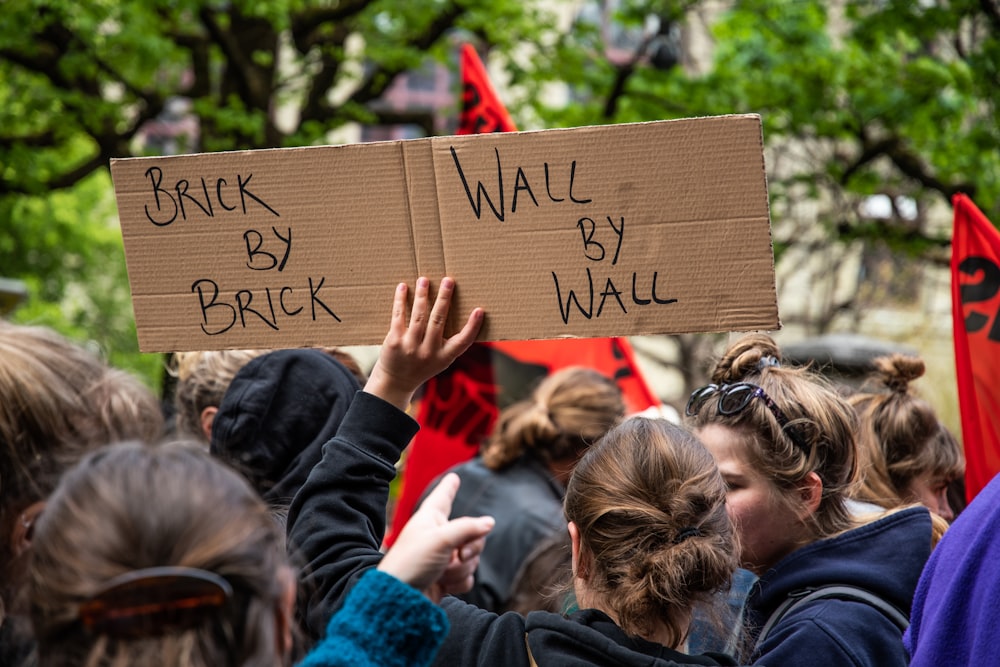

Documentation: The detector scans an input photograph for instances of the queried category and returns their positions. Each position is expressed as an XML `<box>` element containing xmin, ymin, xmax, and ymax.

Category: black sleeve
<box><xmin>286</xmin><ymin>391</ymin><xmax>531</xmax><ymax>666</ymax></box>
<box><xmin>286</xmin><ymin>390</ymin><xmax>419</xmax><ymax>639</ymax></box>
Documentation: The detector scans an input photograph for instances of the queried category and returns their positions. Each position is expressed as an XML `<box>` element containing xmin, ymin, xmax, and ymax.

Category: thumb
<box><xmin>420</xmin><ymin>472</ymin><xmax>462</xmax><ymax>517</ymax></box>
<box><xmin>437</xmin><ymin>515</ymin><xmax>495</xmax><ymax>550</ymax></box>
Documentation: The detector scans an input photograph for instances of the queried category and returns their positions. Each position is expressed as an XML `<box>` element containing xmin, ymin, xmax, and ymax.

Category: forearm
<box><xmin>287</xmin><ymin>391</ymin><xmax>420</xmax><ymax>639</ymax></box>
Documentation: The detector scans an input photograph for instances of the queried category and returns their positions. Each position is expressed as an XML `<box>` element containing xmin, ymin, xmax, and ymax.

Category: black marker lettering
<box><xmin>512</xmin><ymin>167</ymin><xmax>538</xmax><ymax>213</ymax></box>
<box><xmin>450</xmin><ymin>146</ymin><xmax>505</xmax><ymax>222</ymax></box>
<box><xmin>191</xmin><ymin>279</ymin><xmax>235</xmax><ymax>335</ymax></box>
<box><xmin>552</xmin><ymin>268</ymin><xmax>594</xmax><ymax>324</ymax></box>
<box><xmin>577</xmin><ymin>218</ymin><xmax>605</xmax><ymax>262</ymax></box>
<box><xmin>144</xmin><ymin>166</ymin><xmax>178</xmax><ymax>226</ymax></box>
<box><xmin>568</xmin><ymin>161</ymin><xmax>592</xmax><ymax>204</ymax></box>
<box><xmin>608</xmin><ymin>216</ymin><xmax>624</xmax><ymax>265</ymax></box>
<box><xmin>216</xmin><ymin>178</ymin><xmax>236</xmax><ymax>211</ymax></box>
<box><xmin>309</xmin><ymin>277</ymin><xmax>341</xmax><ymax>322</ymax></box>
<box><xmin>279</xmin><ymin>286</ymin><xmax>303</xmax><ymax>316</ymax></box>
<box><xmin>544</xmin><ymin>163</ymin><xmax>565</xmax><ymax>203</ymax></box>
<box><xmin>597</xmin><ymin>278</ymin><xmax>626</xmax><ymax>318</ymax></box>
<box><xmin>238</xmin><ymin>173</ymin><xmax>281</xmax><ymax>217</ymax></box>
<box><xmin>235</xmin><ymin>289</ymin><xmax>279</xmax><ymax>331</ymax></box>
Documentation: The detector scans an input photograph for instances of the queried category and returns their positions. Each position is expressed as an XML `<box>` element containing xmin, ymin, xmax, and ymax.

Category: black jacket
<box><xmin>422</xmin><ymin>455</ymin><xmax>567</xmax><ymax>612</ymax></box>
<box><xmin>287</xmin><ymin>391</ymin><xmax>737</xmax><ymax>667</ymax></box>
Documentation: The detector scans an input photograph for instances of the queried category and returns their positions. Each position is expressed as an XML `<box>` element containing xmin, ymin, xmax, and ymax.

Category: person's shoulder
<box><xmin>761</xmin><ymin>598</ymin><xmax>908</xmax><ymax>667</ymax></box>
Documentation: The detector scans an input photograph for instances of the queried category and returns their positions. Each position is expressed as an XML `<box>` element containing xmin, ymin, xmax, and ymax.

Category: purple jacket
<box><xmin>905</xmin><ymin>473</ymin><xmax>1000</xmax><ymax>666</ymax></box>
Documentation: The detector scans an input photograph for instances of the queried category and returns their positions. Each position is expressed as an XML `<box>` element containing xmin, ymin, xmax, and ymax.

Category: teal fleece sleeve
<box><xmin>297</xmin><ymin>569</ymin><xmax>449</xmax><ymax>667</ymax></box>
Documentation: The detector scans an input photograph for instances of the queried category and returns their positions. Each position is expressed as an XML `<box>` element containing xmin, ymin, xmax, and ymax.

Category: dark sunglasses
<box><xmin>686</xmin><ymin>382</ymin><xmax>810</xmax><ymax>453</ymax></box>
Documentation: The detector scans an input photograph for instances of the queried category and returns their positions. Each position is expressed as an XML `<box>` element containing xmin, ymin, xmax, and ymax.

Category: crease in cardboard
<box><xmin>398</xmin><ymin>141</ymin><xmax>421</xmax><ymax>278</ymax></box>
<box><xmin>427</xmin><ymin>137</ymin><xmax>449</xmax><ymax>281</ymax></box>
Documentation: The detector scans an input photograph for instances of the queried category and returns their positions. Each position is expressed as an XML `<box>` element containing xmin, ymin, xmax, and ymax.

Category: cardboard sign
<box><xmin>110</xmin><ymin>114</ymin><xmax>779</xmax><ymax>352</ymax></box>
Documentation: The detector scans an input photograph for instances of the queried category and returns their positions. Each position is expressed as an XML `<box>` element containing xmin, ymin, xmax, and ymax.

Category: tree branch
<box><xmin>291</xmin><ymin>0</ymin><xmax>373</xmax><ymax>53</ymax></box>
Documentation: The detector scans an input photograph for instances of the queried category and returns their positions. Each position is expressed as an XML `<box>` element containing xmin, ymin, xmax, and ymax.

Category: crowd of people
<box><xmin>0</xmin><ymin>276</ymin><xmax>992</xmax><ymax>666</ymax></box>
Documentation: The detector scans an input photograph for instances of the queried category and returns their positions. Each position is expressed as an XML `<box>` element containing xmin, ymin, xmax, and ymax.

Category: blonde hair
<box><xmin>687</xmin><ymin>333</ymin><xmax>859</xmax><ymax>540</ymax></box>
<box><xmin>849</xmin><ymin>354</ymin><xmax>963</xmax><ymax>520</ymax></box>
<box><xmin>480</xmin><ymin>367</ymin><xmax>625</xmax><ymax>471</ymax></box>
<box><xmin>30</xmin><ymin>441</ymin><xmax>289</xmax><ymax>667</ymax></box>
<box><xmin>564</xmin><ymin>417</ymin><xmax>737</xmax><ymax>645</ymax></box>
<box><xmin>170</xmin><ymin>350</ymin><xmax>266</xmax><ymax>441</ymax></box>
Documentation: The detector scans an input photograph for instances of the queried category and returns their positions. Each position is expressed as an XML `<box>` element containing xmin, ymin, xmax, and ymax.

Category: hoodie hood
<box><xmin>210</xmin><ymin>348</ymin><xmax>361</xmax><ymax>504</ymax></box>
<box><xmin>524</xmin><ymin>609</ymin><xmax>736</xmax><ymax>667</ymax></box>
<box><xmin>747</xmin><ymin>505</ymin><xmax>932</xmax><ymax>628</ymax></box>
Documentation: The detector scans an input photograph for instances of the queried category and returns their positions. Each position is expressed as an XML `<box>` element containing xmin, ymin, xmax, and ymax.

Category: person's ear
<box><xmin>11</xmin><ymin>501</ymin><xmax>46</xmax><ymax>558</ymax></box>
<box><xmin>275</xmin><ymin>566</ymin><xmax>297</xmax><ymax>659</ymax></box>
<box><xmin>200</xmin><ymin>406</ymin><xmax>218</xmax><ymax>442</ymax></box>
<box><xmin>796</xmin><ymin>471</ymin><xmax>823</xmax><ymax>520</ymax></box>
<box><xmin>568</xmin><ymin>521</ymin><xmax>589</xmax><ymax>581</ymax></box>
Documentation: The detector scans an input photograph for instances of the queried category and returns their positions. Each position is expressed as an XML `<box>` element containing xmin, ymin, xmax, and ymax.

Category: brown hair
<box><xmin>0</xmin><ymin>323</ymin><xmax>164</xmax><ymax>614</ymax></box>
<box><xmin>480</xmin><ymin>367</ymin><xmax>625</xmax><ymax>471</ymax></box>
<box><xmin>849</xmin><ymin>354</ymin><xmax>964</xmax><ymax>508</ymax></box>
<box><xmin>170</xmin><ymin>350</ymin><xmax>266</xmax><ymax>441</ymax></box>
<box><xmin>564</xmin><ymin>417</ymin><xmax>737</xmax><ymax>645</ymax></box>
<box><xmin>686</xmin><ymin>333</ymin><xmax>859</xmax><ymax>540</ymax></box>
<box><xmin>30</xmin><ymin>441</ymin><xmax>289</xmax><ymax>667</ymax></box>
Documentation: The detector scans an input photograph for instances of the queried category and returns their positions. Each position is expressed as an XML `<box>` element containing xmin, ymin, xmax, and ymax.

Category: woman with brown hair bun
<box><xmin>685</xmin><ymin>333</ymin><xmax>934</xmax><ymax>667</ymax></box>
<box><xmin>849</xmin><ymin>353</ymin><xmax>964</xmax><ymax>525</ymax></box>
<box><xmin>437</xmin><ymin>365</ymin><xmax>626</xmax><ymax>612</ymax></box>
<box><xmin>291</xmin><ymin>277</ymin><xmax>743</xmax><ymax>666</ymax></box>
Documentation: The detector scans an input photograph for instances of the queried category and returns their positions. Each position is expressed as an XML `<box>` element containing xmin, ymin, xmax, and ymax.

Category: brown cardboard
<box><xmin>110</xmin><ymin>114</ymin><xmax>779</xmax><ymax>352</ymax></box>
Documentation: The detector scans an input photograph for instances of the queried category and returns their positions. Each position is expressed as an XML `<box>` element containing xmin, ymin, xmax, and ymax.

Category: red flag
<box><xmin>457</xmin><ymin>43</ymin><xmax>517</xmax><ymax>135</ymax></box>
<box><xmin>385</xmin><ymin>45</ymin><xmax>659</xmax><ymax>545</ymax></box>
<box><xmin>951</xmin><ymin>193</ymin><xmax>1000</xmax><ymax>501</ymax></box>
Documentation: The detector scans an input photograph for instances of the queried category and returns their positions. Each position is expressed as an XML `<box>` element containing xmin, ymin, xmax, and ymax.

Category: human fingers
<box><xmin>441</xmin><ymin>307</ymin><xmax>484</xmax><ymax>361</ymax></box>
<box><xmin>426</xmin><ymin>276</ymin><xmax>455</xmax><ymax>339</ymax></box>
<box><xmin>419</xmin><ymin>473</ymin><xmax>461</xmax><ymax>519</ymax></box>
<box><xmin>406</xmin><ymin>276</ymin><xmax>431</xmax><ymax>342</ymax></box>
<box><xmin>436</xmin><ymin>515</ymin><xmax>494</xmax><ymax>553</ymax></box>
<box><xmin>388</xmin><ymin>281</ymin><xmax>409</xmax><ymax>340</ymax></box>
<box><xmin>436</xmin><ymin>552</ymin><xmax>481</xmax><ymax>596</ymax></box>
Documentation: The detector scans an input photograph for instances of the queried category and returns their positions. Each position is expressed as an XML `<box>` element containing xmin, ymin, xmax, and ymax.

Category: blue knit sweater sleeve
<box><xmin>297</xmin><ymin>569</ymin><xmax>449</xmax><ymax>667</ymax></box>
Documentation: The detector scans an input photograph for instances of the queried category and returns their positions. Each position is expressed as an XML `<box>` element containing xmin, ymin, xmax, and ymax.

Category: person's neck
<box><xmin>575</xmin><ymin>579</ymin><xmax>688</xmax><ymax>649</ymax></box>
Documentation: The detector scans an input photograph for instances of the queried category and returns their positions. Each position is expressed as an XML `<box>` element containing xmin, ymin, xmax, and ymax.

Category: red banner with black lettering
<box><xmin>951</xmin><ymin>193</ymin><xmax>1000</xmax><ymax>501</ymax></box>
<box><xmin>457</xmin><ymin>43</ymin><xmax>517</xmax><ymax>135</ymax></box>
<box><xmin>385</xmin><ymin>45</ymin><xmax>659</xmax><ymax>545</ymax></box>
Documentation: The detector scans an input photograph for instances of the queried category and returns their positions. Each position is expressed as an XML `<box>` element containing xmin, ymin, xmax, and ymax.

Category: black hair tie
<box><xmin>672</xmin><ymin>527</ymin><xmax>702</xmax><ymax>545</ymax></box>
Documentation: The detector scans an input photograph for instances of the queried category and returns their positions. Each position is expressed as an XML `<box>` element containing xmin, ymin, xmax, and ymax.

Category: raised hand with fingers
<box><xmin>378</xmin><ymin>473</ymin><xmax>494</xmax><ymax>603</ymax></box>
<box><xmin>365</xmin><ymin>277</ymin><xmax>484</xmax><ymax>410</ymax></box>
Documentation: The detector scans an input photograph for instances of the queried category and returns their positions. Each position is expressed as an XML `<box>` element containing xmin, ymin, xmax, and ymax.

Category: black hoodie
<box><xmin>211</xmin><ymin>348</ymin><xmax>361</xmax><ymax>505</ymax></box>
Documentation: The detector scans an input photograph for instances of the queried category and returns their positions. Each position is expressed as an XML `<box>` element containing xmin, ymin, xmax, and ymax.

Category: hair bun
<box><xmin>711</xmin><ymin>333</ymin><xmax>783</xmax><ymax>384</ymax></box>
<box><xmin>873</xmin><ymin>354</ymin><xmax>924</xmax><ymax>394</ymax></box>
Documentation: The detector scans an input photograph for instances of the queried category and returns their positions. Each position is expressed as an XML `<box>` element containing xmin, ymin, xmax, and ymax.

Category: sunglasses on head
<box><xmin>686</xmin><ymin>382</ymin><xmax>810</xmax><ymax>454</ymax></box>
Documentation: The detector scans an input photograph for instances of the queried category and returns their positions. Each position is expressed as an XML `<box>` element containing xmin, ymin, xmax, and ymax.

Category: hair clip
<box><xmin>757</xmin><ymin>355</ymin><xmax>781</xmax><ymax>371</ymax></box>
<box><xmin>78</xmin><ymin>566</ymin><xmax>233</xmax><ymax>639</ymax></box>
<box><xmin>672</xmin><ymin>527</ymin><xmax>702</xmax><ymax>545</ymax></box>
